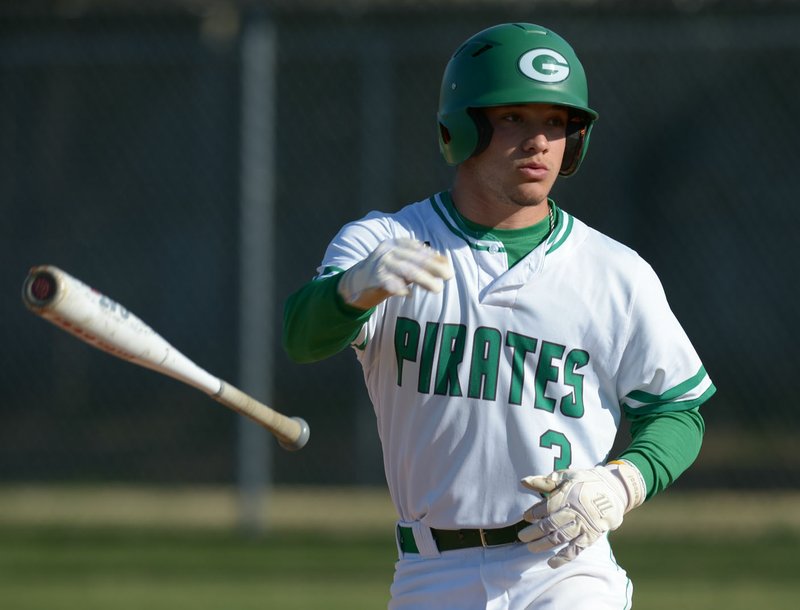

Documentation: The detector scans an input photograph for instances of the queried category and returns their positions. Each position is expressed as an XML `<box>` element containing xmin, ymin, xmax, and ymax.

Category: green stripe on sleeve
<box><xmin>622</xmin><ymin>366</ymin><xmax>716</xmax><ymax>415</ymax></box>
<box><xmin>626</xmin><ymin>366</ymin><xmax>709</xmax><ymax>403</ymax></box>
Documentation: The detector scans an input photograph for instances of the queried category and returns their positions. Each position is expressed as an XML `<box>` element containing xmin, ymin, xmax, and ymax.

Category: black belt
<box><xmin>397</xmin><ymin>520</ymin><xmax>528</xmax><ymax>553</ymax></box>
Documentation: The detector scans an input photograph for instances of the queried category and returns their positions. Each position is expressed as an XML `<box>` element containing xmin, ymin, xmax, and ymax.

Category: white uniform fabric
<box><xmin>319</xmin><ymin>191</ymin><xmax>712</xmax><ymax>529</ymax></box>
<box><xmin>317</xmin><ymin>191</ymin><xmax>711</xmax><ymax>607</ymax></box>
<box><xmin>390</xmin><ymin>535</ymin><xmax>632</xmax><ymax>610</ymax></box>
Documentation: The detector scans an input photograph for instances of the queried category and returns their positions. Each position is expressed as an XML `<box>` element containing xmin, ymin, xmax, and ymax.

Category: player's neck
<box><xmin>451</xmin><ymin>189</ymin><xmax>549</xmax><ymax>229</ymax></box>
<box><xmin>449</xmin><ymin>183</ymin><xmax>551</xmax><ymax>230</ymax></box>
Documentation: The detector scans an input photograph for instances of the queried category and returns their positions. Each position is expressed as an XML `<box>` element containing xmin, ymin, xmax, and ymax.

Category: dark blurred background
<box><xmin>2</xmin><ymin>0</ymin><xmax>797</xmax><ymax>499</ymax></box>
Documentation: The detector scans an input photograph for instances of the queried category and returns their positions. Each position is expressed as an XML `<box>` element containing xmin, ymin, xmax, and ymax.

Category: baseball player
<box><xmin>283</xmin><ymin>22</ymin><xmax>715</xmax><ymax>609</ymax></box>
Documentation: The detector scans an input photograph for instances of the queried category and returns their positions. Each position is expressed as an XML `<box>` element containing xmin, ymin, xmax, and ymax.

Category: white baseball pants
<box><xmin>389</xmin><ymin>525</ymin><xmax>632</xmax><ymax>610</ymax></box>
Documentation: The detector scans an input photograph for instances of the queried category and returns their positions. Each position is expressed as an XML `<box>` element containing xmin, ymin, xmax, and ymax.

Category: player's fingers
<box><xmin>522</xmin><ymin>524</ymin><xmax>573</xmax><ymax>553</ymax></box>
<box><xmin>389</xmin><ymin>238</ymin><xmax>453</xmax><ymax>274</ymax></box>
<box><xmin>387</xmin><ymin>261</ymin><xmax>443</xmax><ymax>293</ymax></box>
<box><xmin>391</xmin><ymin>247</ymin><xmax>454</xmax><ymax>282</ymax></box>
<box><xmin>523</xmin><ymin>498</ymin><xmax>548</xmax><ymax>522</ymax></box>
<box><xmin>548</xmin><ymin>552</ymin><xmax>573</xmax><ymax>569</ymax></box>
<box><xmin>525</xmin><ymin>538</ymin><xmax>561</xmax><ymax>554</ymax></box>
<box><xmin>520</xmin><ymin>522</ymin><xmax>563</xmax><ymax>552</ymax></box>
<box><xmin>521</xmin><ymin>474</ymin><xmax>560</xmax><ymax>495</ymax></box>
<box><xmin>517</xmin><ymin>520</ymin><xmax>549</xmax><ymax>543</ymax></box>
<box><xmin>523</xmin><ymin>486</ymin><xmax>569</xmax><ymax>521</ymax></box>
<box><xmin>385</xmin><ymin>257</ymin><xmax>449</xmax><ymax>293</ymax></box>
<box><xmin>519</xmin><ymin>510</ymin><xmax>580</xmax><ymax>546</ymax></box>
<box><xmin>547</xmin><ymin>533</ymin><xmax>593</xmax><ymax>569</ymax></box>
<box><xmin>378</xmin><ymin>273</ymin><xmax>411</xmax><ymax>296</ymax></box>
<box><xmin>418</xmin><ymin>252</ymin><xmax>454</xmax><ymax>280</ymax></box>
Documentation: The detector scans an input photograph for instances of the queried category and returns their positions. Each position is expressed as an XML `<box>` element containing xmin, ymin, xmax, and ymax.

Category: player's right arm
<box><xmin>282</xmin><ymin>273</ymin><xmax>374</xmax><ymax>364</ymax></box>
<box><xmin>284</xmin><ymin>235</ymin><xmax>453</xmax><ymax>363</ymax></box>
<box><xmin>336</xmin><ymin>237</ymin><xmax>453</xmax><ymax>310</ymax></box>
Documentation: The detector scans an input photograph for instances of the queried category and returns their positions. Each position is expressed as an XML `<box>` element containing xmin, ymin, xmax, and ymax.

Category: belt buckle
<box><xmin>478</xmin><ymin>528</ymin><xmax>489</xmax><ymax>547</ymax></box>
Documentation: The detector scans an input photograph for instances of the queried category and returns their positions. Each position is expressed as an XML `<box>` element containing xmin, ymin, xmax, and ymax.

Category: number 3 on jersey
<box><xmin>540</xmin><ymin>429</ymin><xmax>572</xmax><ymax>470</ymax></box>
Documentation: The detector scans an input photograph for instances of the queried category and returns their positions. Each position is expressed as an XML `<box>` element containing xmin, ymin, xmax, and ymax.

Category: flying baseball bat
<box><xmin>21</xmin><ymin>265</ymin><xmax>309</xmax><ymax>451</ymax></box>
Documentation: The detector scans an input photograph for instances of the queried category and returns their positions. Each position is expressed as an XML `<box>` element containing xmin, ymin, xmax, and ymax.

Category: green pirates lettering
<box><xmin>394</xmin><ymin>317</ymin><xmax>420</xmax><ymax>386</ymax></box>
<box><xmin>435</xmin><ymin>323</ymin><xmax>467</xmax><ymax>396</ymax></box>
<box><xmin>394</xmin><ymin>318</ymin><xmax>589</xmax><ymax>416</ymax></box>
<box><xmin>468</xmin><ymin>327</ymin><xmax>502</xmax><ymax>400</ymax></box>
<box><xmin>506</xmin><ymin>331</ymin><xmax>537</xmax><ymax>405</ymax></box>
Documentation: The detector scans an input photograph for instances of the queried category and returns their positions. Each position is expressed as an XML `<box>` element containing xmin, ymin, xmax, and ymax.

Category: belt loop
<box><xmin>395</xmin><ymin>523</ymin><xmax>413</xmax><ymax>556</ymax></box>
<box><xmin>479</xmin><ymin>528</ymin><xmax>488</xmax><ymax>547</ymax></box>
<box><xmin>398</xmin><ymin>521</ymin><xmax>441</xmax><ymax>558</ymax></box>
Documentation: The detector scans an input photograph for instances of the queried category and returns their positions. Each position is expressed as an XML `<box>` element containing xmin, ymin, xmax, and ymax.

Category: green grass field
<box><xmin>1</xmin><ymin>486</ymin><xmax>799</xmax><ymax>609</ymax></box>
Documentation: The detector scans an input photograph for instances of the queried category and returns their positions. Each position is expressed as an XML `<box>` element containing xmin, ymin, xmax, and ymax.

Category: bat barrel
<box><xmin>22</xmin><ymin>264</ymin><xmax>310</xmax><ymax>451</ymax></box>
<box><xmin>22</xmin><ymin>268</ymin><xmax>60</xmax><ymax>309</ymax></box>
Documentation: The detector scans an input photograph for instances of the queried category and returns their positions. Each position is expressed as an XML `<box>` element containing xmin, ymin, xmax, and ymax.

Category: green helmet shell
<box><xmin>438</xmin><ymin>23</ymin><xmax>598</xmax><ymax>175</ymax></box>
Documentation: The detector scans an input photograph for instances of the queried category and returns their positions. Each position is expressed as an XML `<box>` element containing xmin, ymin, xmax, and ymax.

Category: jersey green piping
<box><xmin>626</xmin><ymin>366</ymin><xmax>710</xmax><ymax>404</ymax></box>
<box><xmin>430</xmin><ymin>191</ymin><xmax>572</xmax><ymax>255</ymax></box>
<box><xmin>546</xmin><ymin>208</ymin><xmax>573</xmax><ymax>254</ymax></box>
<box><xmin>318</xmin><ymin>265</ymin><xmax>344</xmax><ymax>279</ymax></box>
<box><xmin>622</xmin><ymin>384</ymin><xmax>716</xmax><ymax>416</ymax></box>
<box><xmin>430</xmin><ymin>192</ymin><xmax>506</xmax><ymax>253</ymax></box>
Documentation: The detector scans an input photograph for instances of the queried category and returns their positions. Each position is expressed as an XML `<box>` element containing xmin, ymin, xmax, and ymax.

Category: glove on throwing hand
<box><xmin>518</xmin><ymin>461</ymin><xmax>646</xmax><ymax>569</ymax></box>
<box><xmin>337</xmin><ymin>238</ymin><xmax>454</xmax><ymax>310</ymax></box>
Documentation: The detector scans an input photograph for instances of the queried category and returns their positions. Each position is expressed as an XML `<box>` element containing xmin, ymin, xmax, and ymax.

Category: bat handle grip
<box><xmin>213</xmin><ymin>382</ymin><xmax>310</xmax><ymax>451</ymax></box>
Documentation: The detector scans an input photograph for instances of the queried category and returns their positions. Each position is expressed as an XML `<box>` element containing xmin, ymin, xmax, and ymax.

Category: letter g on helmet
<box><xmin>437</xmin><ymin>23</ymin><xmax>598</xmax><ymax>176</ymax></box>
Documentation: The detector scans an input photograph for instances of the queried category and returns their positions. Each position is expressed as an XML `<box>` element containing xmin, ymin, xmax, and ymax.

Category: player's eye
<box><xmin>500</xmin><ymin>112</ymin><xmax>523</xmax><ymax>123</ymax></box>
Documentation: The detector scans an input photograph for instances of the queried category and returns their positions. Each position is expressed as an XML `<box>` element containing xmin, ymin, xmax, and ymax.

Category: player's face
<box><xmin>462</xmin><ymin>104</ymin><xmax>567</xmax><ymax>212</ymax></box>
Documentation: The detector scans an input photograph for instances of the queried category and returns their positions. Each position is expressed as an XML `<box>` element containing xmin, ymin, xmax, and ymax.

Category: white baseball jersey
<box><xmin>319</xmin><ymin>191</ymin><xmax>713</xmax><ymax>530</ymax></box>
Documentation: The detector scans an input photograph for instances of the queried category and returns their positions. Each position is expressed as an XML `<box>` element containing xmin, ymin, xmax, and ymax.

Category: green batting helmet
<box><xmin>438</xmin><ymin>23</ymin><xmax>598</xmax><ymax>176</ymax></box>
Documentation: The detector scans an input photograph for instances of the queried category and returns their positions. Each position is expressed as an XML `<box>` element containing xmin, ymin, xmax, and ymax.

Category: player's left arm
<box><xmin>617</xmin><ymin>406</ymin><xmax>705</xmax><ymax>500</ymax></box>
<box><xmin>518</xmin><ymin>408</ymin><xmax>705</xmax><ymax>568</ymax></box>
<box><xmin>519</xmin><ymin>258</ymin><xmax>714</xmax><ymax>568</ymax></box>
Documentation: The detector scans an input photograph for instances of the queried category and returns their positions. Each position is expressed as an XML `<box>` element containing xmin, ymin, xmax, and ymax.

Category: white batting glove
<box><xmin>337</xmin><ymin>238</ymin><xmax>454</xmax><ymax>310</ymax></box>
<box><xmin>518</xmin><ymin>460</ymin><xmax>646</xmax><ymax>569</ymax></box>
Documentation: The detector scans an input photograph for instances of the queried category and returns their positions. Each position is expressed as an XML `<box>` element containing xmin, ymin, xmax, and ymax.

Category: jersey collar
<box><xmin>429</xmin><ymin>191</ymin><xmax>573</xmax><ymax>256</ymax></box>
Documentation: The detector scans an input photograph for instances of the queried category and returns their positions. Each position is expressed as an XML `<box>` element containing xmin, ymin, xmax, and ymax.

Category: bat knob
<box><xmin>279</xmin><ymin>417</ymin><xmax>310</xmax><ymax>451</ymax></box>
<box><xmin>22</xmin><ymin>268</ymin><xmax>59</xmax><ymax>308</ymax></box>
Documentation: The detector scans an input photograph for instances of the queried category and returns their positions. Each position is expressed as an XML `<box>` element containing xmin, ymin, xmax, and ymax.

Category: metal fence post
<box><xmin>237</xmin><ymin>12</ymin><xmax>276</xmax><ymax>533</ymax></box>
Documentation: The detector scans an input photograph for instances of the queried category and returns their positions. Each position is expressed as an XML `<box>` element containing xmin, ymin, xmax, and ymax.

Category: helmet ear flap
<box><xmin>466</xmin><ymin>108</ymin><xmax>493</xmax><ymax>159</ymax></box>
<box><xmin>438</xmin><ymin>108</ymin><xmax>492</xmax><ymax>166</ymax></box>
<box><xmin>560</xmin><ymin>112</ymin><xmax>592</xmax><ymax>176</ymax></box>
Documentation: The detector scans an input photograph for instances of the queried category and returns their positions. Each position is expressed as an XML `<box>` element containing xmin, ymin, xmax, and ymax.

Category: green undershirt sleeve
<box><xmin>282</xmin><ymin>274</ymin><xmax>373</xmax><ymax>363</ymax></box>
<box><xmin>616</xmin><ymin>407</ymin><xmax>705</xmax><ymax>500</ymax></box>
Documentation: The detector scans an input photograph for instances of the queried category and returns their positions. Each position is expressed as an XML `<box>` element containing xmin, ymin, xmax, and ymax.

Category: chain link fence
<box><xmin>2</xmin><ymin>1</ymin><xmax>798</xmax><ymax>491</ymax></box>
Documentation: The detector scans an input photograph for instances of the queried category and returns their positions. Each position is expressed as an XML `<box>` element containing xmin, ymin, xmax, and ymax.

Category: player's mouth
<box><xmin>517</xmin><ymin>162</ymin><xmax>550</xmax><ymax>181</ymax></box>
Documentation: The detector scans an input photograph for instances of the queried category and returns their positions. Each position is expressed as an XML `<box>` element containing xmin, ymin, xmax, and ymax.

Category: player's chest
<box><xmin>434</xmin><ymin>242</ymin><xmax>546</xmax><ymax>308</ymax></box>
<box><xmin>390</xmin><ymin>266</ymin><xmax>620</xmax><ymax>365</ymax></box>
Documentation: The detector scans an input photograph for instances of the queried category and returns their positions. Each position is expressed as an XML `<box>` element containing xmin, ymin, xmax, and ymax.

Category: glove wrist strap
<box><xmin>605</xmin><ymin>460</ymin><xmax>646</xmax><ymax>512</ymax></box>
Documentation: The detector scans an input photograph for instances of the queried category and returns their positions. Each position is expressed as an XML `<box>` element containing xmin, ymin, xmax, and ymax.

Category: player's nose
<box><xmin>522</xmin><ymin>132</ymin><xmax>549</xmax><ymax>153</ymax></box>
